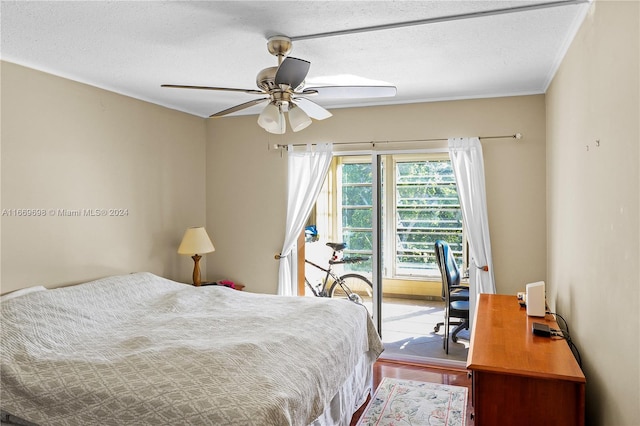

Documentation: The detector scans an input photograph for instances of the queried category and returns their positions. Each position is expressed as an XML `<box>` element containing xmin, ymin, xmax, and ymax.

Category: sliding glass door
<box><xmin>306</xmin><ymin>151</ymin><xmax>469</xmax><ymax>362</ymax></box>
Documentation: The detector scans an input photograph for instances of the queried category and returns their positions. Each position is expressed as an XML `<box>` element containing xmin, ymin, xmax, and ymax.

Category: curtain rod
<box><xmin>274</xmin><ymin>133</ymin><xmax>522</xmax><ymax>150</ymax></box>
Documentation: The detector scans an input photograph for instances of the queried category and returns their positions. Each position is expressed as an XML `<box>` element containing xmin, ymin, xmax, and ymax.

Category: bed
<box><xmin>0</xmin><ymin>272</ymin><xmax>383</xmax><ymax>425</ymax></box>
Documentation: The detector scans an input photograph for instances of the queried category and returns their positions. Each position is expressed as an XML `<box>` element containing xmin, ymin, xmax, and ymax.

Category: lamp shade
<box><xmin>288</xmin><ymin>104</ymin><xmax>312</xmax><ymax>132</ymax></box>
<box><xmin>177</xmin><ymin>227</ymin><xmax>215</xmax><ymax>255</ymax></box>
<box><xmin>257</xmin><ymin>102</ymin><xmax>279</xmax><ymax>129</ymax></box>
<box><xmin>257</xmin><ymin>102</ymin><xmax>286</xmax><ymax>134</ymax></box>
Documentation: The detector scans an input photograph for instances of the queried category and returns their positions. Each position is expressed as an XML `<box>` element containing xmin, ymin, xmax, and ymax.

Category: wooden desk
<box><xmin>467</xmin><ymin>294</ymin><xmax>585</xmax><ymax>425</ymax></box>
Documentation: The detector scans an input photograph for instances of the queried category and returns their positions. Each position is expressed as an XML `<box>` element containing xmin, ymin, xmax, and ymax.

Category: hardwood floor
<box><xmin>350</xmin><ymin>360</ymin><xmax>474</xmax><ymax>425</ymax></box>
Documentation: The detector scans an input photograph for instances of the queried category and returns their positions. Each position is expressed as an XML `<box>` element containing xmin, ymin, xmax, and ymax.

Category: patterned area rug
<box><xmin>356</xmin><ymin>377</ymin><xmax>467</xmax><ymax>426</ymax></box>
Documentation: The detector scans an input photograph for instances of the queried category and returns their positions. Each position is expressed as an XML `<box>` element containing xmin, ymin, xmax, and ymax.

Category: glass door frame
<box><xmin>300</xmin><ymin>147</ymin><xmax>451</xmax><ymax>337</ymax></box>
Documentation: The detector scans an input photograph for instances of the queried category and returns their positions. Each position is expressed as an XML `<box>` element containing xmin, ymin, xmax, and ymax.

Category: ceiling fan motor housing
<box><xmin>256</xmin><ymin>66</ymin><xmax>278</xmax><ymax>92</ymax></box>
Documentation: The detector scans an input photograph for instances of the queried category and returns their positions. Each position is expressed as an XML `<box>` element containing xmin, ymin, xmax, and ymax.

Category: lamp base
<box><xmin>191</xmin><ymin>254</ymin><xmax>202</xmax><ymax>286</ymax></box>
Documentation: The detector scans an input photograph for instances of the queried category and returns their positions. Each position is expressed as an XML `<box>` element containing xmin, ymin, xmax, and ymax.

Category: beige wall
<box><xmin>546</xmin><ymin>1</ymin><xmax>640</xmax><ymax>425</ymax></box>
<box><xmin>206</xmin><ymin>95</ymin><xmax>547</xmax><ymax>295</ymax></box>
<box><xmin>1</xmin><ymin>62</ymin><xmax>207</xmax><ymax>292</ymax></box>
<box><xmin>204</xmin><ymin>116</ymin><xmax>287</xmax><ymax>292</ymax></box>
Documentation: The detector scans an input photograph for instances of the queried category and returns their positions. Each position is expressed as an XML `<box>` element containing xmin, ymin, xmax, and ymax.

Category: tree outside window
<box><xmin>336</xmin><ymin>155</ymin><xmax>465</xmax><ymax>277</ymax></box>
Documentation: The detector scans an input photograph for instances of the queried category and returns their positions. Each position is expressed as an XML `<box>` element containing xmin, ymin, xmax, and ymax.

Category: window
<box><xmin>318</xmin><ymin>154</ymin><xmax>466</xmax><ymax>278</ymax></box>
<box><xmin>338</xmin><ymin>160</ymin><xmax>373</xmax><ymax>273</ymax></box>
<box><xmin>393</xmin><ymin>156</ymin><xmax>465</xmax><ymax>277</ymax></box>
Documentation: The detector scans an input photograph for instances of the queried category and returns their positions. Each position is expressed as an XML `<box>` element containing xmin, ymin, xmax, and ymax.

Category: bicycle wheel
<box><xmin>329</xmin><ymin>274</ymin><xmax>374</xmax><ymax>315</ymax></box>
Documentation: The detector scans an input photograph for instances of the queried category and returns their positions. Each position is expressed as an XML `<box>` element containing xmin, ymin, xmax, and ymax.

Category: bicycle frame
<box><xmin>304</xmin><ymin>258</ymin><xmax>341</xmax><ymax>297</ymax></box>
<box><xmin>303</xmin><ymin>242</ymin><xmax>372</xmax><ymax>312</ymax></box>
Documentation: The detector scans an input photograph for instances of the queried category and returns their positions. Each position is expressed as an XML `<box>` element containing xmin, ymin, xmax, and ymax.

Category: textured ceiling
<box><xmin>1</xmin><ymin>0</ymin><xmax>590</xmax><ymax>118</ymax></box>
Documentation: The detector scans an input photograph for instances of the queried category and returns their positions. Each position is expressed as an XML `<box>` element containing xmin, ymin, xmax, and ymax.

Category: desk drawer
<box><xmin>472</xmin><ymin>370</ymin><xmax>584</xmax><ymax>426</ymax></box>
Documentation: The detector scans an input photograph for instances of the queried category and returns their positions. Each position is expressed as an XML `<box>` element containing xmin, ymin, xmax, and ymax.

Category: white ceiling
<box><xmin>1</xmin><ymin>0</ymin><xmax>590</xmax><ymax>119</ymax></box>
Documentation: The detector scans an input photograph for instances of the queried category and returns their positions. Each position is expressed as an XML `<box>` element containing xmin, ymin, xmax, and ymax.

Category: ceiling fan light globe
<box><xmin>289</xmin><ymin>106</ymin><xmax>312</xmax><ymax>132</ymax></box>
<box><xmin>277</xmin><ymin>112</ymin><xmax>286</xmax><ymax>134</ymax></box>
<box><xmin>263</xmin><ymin>125</ymin><xmax>285</xmax><ymax>134</ymax></box>
<box><xmin>257</xmin><ymin>117</ymin><xmax>279</xmax><ymax>133</ymax></box>
<box><xmin>259</xmin><ymin>110</ymin><xmax>286</xmax><ymax>135</ymax></box>
<box><xmin>258</xmin><ymin>103</ymin><xmax>280</xmax><ymax>126</ymax></box>
<box><xmin>260</xmin><ymin>119</ymin><xmax>286</xmax><ymax>134</ymax></box>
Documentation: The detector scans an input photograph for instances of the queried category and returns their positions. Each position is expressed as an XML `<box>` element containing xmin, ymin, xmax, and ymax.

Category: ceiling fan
<box><xmin>162</xmin><ymin>36</ymin><xmax>397</xmax><ymax>134</ymax></box>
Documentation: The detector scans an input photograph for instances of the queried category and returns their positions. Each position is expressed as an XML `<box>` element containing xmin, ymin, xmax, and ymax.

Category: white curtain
<box><xmin>448</xmin><ymin>137</ymin><xmax>496</xmax><ymax>295</ymax></box>
<box><xmin>277</xmin><ymin>143</ymin><xmax>333</xmax><ymax>296</ymax></box>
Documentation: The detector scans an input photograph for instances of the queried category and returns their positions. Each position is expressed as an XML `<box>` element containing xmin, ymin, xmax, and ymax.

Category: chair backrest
<box><xmin>435</xmin><ymin>240</ymin><xmax>460</xmax><ymax>297</ymax></box>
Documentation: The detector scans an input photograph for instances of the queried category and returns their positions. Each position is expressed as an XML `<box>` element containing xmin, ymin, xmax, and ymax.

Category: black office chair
<box><xmin>434</xmin><ymin>240</ymin><xmax>470</xmax><ymax>354</ymax></box>
<box><xmin>433</xmin><ymin>240</ymin><xmax>469</xmax><ymax>333</ymax></box>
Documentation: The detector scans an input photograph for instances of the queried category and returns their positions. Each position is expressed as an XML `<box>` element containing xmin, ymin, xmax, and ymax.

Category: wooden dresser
<box><xmin>467</xmin><ymin>294</ymin><xmax>585</xmax><ymax>425</ymax></box>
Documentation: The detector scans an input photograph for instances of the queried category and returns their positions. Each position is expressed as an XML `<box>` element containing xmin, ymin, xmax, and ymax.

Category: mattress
<box><xmin>0</xmin><ymin>272</ymin><xmax>383</xmax><ymax>425</ymax></box>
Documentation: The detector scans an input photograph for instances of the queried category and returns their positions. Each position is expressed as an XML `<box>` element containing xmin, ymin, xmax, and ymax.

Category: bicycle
<box><xmin>305</xmin><ymin>242</ymin><xmax>374</xmax><ymax>314</ymax></box>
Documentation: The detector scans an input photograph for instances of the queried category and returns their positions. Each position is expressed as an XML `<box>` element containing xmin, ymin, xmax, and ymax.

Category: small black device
<box><xmin>532</xmin><ymin>322</ymin><xmax>551</xmax><ymax>337</ymax></box>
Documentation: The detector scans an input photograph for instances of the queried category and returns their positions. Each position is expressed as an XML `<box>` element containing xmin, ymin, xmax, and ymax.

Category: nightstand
<box><xmin>199</xmin><ymin>281</ymin><xmax>245</xmax><ymax>291</ymax></box>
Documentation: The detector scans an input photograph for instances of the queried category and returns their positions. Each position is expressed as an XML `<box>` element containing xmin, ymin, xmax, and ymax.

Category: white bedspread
<box><xmin>0</xmin><ymin>273</ymin><xmax>383</xmax><ymax>425</ymax></box>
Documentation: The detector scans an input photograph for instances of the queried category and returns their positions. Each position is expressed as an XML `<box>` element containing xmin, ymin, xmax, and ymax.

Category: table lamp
<box><xmin>177</xmin><ymin>226</ymin><xmax>215</xmax><ymax>286</ymax></box>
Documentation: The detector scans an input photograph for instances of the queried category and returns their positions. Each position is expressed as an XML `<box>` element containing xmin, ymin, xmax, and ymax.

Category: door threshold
<box><xmin>379</xmin><ymin>352</ymin><xmax>467</xmax><ymax>370</ymax></box>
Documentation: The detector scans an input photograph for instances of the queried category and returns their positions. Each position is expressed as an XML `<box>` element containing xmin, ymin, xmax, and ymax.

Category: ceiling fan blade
<box><xmin>293</xmin><ymin>98</ymin><xmax>333</xmax><ymax>120</ymax></box>
<box><xmin>275</xmin><ymin>57</ymin><xmax>310</xmax><ymax>89</ymax></box>
<box><xmin>162</xmin><ymin>84</ymin><xmax>264</xmax><ymax>95</ymax></box>
<box><xmin>303</xmin><ymin>85</ymin><xmax>397</xmax><ymax>99</ymax></box>
<box><xmin>210</xmin><ymin>98</ymin><xmax>269</xmax><ymax>118</ymax></box>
